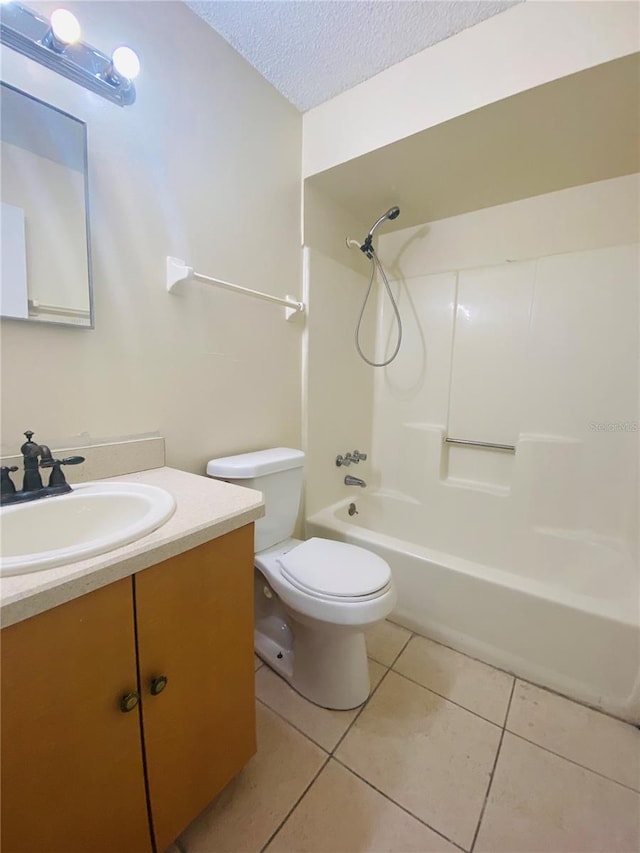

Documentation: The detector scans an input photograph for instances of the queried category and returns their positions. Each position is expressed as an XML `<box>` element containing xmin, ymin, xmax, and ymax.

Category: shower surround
<box><xmin>304</xmin><ymin>175</ymin><xmax>640</xmax><ymax>721</ymax></box>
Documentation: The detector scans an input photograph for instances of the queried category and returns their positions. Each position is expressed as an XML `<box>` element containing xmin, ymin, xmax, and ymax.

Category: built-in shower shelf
<box><xmin>443</xmin><ymin>476</ymin><xmax>511</xmax><ymax>497</ymax></box>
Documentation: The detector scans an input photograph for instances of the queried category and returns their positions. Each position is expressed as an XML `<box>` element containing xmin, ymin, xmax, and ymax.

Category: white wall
<box><xmin>372</xmin><ymin>175</ymin><xmax>639</xmax><ymax>563</ymax></box>
<box><xmin>303</xmin><ymin>1</ymin><xmax>639</xmax><ymax>177</ymax></box>
<box><xmin>0</xmin><ymin>2</ymin><xmax>302</xmax><ymax>473</ymax></box>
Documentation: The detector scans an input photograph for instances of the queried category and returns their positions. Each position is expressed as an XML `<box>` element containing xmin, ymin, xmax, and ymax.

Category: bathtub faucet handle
<box><xmin>336</xmin><ymin>454</ymin><xmax>351</xmax><ymax>467</ymax></box>
<box><xmin>352</xmin><ymin>450</ymin><xmax>367</xmax><ymax>462</ymax></box>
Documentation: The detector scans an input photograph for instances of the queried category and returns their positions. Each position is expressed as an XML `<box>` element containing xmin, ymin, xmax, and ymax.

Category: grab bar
<box><xmin>444</xmin><ymin>437</ymin><xmax>516</xmax><ymax>454</ymax></box>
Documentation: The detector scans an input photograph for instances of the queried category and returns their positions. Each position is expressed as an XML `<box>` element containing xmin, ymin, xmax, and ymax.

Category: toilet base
<box><xmin>291</xmin><ymin>613</ymin><xmax>372</xmax><ymax>709</ymax></box>
<box><xmin>254</xmin><ymin>570</ymin><xmax>373</xmax><ymax>710</ymax></box>
<box><xmin>255</xmin><ymin>618</ymin><xmax>371</xmax><ymax>710</ymax></box>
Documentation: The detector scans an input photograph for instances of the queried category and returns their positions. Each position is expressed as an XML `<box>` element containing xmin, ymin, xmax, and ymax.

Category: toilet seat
<box><xmin>277</xmin><ymin>537</ymin><xmax>391</xmax><ymax>601</ymax></box>
<box><xmin>255</xmin><ymin>538</ymin><xmax>397</xmax><ymax>627</ymax></box>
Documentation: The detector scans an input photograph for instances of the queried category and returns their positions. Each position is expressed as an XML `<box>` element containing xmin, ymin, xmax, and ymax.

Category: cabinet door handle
<box><xmin>149</xmin><ymin>675</ymin><xmax>168</xmax><ymax>696</ymax></box>
<box><xmin>119</xmin><ymin>691</ymin><xmax>140</xmax><ymax>713</ymax></box>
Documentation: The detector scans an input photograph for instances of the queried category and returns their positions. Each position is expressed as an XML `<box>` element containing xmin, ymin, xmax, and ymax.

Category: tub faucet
<box><xmin>344</xmin><ymin>475</ymin><xmax>366</xmax><ymax>487</ymax></box>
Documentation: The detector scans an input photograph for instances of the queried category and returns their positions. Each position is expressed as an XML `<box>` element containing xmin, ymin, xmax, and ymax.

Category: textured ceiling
<box><xmin>187</xmin><ymin>1</ymin><xmax>519</xmax><ymax>112</ymax></box>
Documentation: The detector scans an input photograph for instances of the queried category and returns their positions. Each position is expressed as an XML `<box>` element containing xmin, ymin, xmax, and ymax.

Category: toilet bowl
<box><xmin>254</xmin><ymin>537</ymin><xmax>396</xmax><ymax>708</ymax></box>
<box><xmin>207</xmin><ymin>448</ymin><xmax>396</xmax><ymax>710</ymax></box>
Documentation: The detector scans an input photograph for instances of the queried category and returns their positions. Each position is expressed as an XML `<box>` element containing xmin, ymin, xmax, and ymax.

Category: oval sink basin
<box><xmin>0</xmin><ymin>482</ymin><xmax>176</xmax><ymax>576</ymax></box>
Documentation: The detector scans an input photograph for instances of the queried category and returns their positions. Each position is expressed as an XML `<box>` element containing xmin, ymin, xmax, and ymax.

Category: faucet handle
<box><xmin>40</xmin><ymin>455</ymin><xmax>85</xmax><ymax>468</ymax></box>
<box><xmin>41</xmin><ymin>456</ymin><xmax>84</xmax><ymax>490</ymax></box>
<box><xmin>61</xmin><ymin>456</ymin><xmax>85</xmax><ymax>465</ymax></box>
<box><xmin>336</xmin><ymin>454</ymin><xmax>351</xmax><ymax>467</ymax></box>
<box><xmin>1</xmin><ymin>466</ymin><xmax>19</xmax><ymax>496</ymax></box>
<box><xmin>0</xmin><ymin>465</ymin><xmax>18</xmax><ymax>503</ymax></box>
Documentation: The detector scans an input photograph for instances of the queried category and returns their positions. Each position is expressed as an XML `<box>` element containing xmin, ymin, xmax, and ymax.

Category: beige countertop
<box><xmin>0</xmin><ymin>467</ymin><xmax>264</xmax><ymax>628</ymax></box>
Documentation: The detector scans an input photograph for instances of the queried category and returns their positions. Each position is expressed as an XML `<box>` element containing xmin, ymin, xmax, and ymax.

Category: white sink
<box><xmin>0</xmin><ymin>482</ymin><xmax>176</xmax><ymax>576</ymax></box>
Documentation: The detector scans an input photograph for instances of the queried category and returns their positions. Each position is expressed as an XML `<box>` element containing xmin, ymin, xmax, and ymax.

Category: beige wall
<box><xmin>303</xmin><ymin>246</ymin><xmax>375</xmax><ymax>516</ymax></box>
<box><xmin>302</xmin><ymin>188</ymin><xmax>375</xmax><ymax>515</ymax></box>
<box><xmin>303</xmin><ymin>183</ymin><xmax>369</xmax><ymax>275</ymax></box>
<box><xmin>0</xmin><ymin>2</ymin><xmax>302</xmax><ymax>473</ymax></box>
<box><xmin>302</xmin><ymin>1</ymin><xmax>639</xmax><ymax>177</ymax></box>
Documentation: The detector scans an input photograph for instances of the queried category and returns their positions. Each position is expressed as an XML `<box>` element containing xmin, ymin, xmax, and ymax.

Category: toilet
<box><xmin>207</xmin><ymin>448</ymin><xmax>396</xmax><ymax>710</ymax></box>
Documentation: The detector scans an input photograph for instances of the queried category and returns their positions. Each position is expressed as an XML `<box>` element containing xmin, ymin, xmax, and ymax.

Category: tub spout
<box><xmin>344</xmin><ymin>475</ymin><xmax>366</xmax><ymax>487</ymax></box>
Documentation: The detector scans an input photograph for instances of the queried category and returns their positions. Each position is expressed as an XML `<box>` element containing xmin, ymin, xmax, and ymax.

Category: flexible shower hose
<box><xmin>355</xmin><ymin>248</ymin><xmax>403</xmax><ymax>367</ymax></box>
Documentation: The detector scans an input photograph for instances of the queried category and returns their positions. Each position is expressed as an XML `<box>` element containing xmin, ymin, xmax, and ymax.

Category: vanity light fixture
<box><xmin>0</xmin><ymin>1</ymin><xmax>140</xmax><ymax>106</ymax></box>
<box><xmin>41</xmin><ymin>8</ymin><xmax>81</xmax><ymax>51</ymax></box>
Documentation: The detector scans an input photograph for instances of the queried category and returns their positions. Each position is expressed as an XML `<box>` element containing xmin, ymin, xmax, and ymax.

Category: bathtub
<box><xmin>306</xmin><ymin>492</ymin><xmax>640</xmax><ymax>723</ymax></box>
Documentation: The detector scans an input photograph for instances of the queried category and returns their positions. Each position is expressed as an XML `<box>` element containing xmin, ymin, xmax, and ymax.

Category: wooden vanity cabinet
<box><xmin>136</xmin><ymin>524</ymin><xmax>256</xmax><ymax>851</ymax></box>
<box><xmin>0</xmin><ymin>576</ymin><xmax>150</xmax><ymax>853</ymax></box>
<box><xmin>0</xmin><ymin>523</ymin><xmax>256</xmax><ymax>853</ymax></box>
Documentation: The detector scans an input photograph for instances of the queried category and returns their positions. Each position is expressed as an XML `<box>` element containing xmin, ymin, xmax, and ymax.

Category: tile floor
<box><xmin>172</xmin><ymin>621</ymin><xmax>640</xmax><ymax>853</ymax></box>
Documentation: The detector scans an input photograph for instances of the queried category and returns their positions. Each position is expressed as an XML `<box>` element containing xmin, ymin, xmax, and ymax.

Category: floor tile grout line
<box><xmin>389</xmin><ymin>622</ymin><xmax>517</xmax><ymax>680</ymax></box>
<box><xmin>391</xmin><ymin>629</ymin><xmax>415</xmax><ymax>663</ymax></box>
<box><xmin>329</xmin><ymin>630</ymin><xmax>417</xmax><ymax>753</ymax></box>
<box><xmin>388</xmin><ymin>667</ymin><xmax>509</xmax><ymax>730</ymax></box>
<box><xmin>258</xmin><ymin>754</ymin><xmax>332</xmax><ymax>853</ymax></box>
<box><xmin>254</xmin><ymin>654</ymin><xmax>389</xmax><ymax>753</ymax></box>
<box><xmin>511</xmin><ymin>676</ymin><xmax>638</xmax><ymax>728</ymax></box>
<box><xmin>331</xmin><ymin>665</ymin><xmax>393</xmax><ymax>756</ymax></box>
<box><xmin>255</xmin><ymin>646</ymin><xmax>400</xmax><ymax>852</ymax></box>
<box><xmin>331</xmin><ymin>756</ymin><xmax>468</xmax><ymax>853</ymax></box>
<box><xmin>368</xmin><ymin>627</ymin><xmax>414</xmax><ymax>670</ymax></box>
<box><xmin>255</xmin><ymin>697</ymin><xmax>331</xmax><ymax>755</ymax></box>
<box><xmin>254</xmin><ymin>627</ymin><xmax>533</xmax><ymax>852</ymax></box>
<box><xmin>469</xmin><ymin>678</ymin><xmax>516</xmax><ymax>853</ymax></box>
<box><xmin>504</xmin><ymin>729</ymin><xmax>640</xmax><ymax>794</ymax></box>
<box><xmin>396</xmin><ymin>623</ymin><xmax>636</xmax><ymax>729</ymax></box>
<box><xmin>255</xmin><ymin>630</ymin><xmax>413</xmax><ymax>763</ymax></box>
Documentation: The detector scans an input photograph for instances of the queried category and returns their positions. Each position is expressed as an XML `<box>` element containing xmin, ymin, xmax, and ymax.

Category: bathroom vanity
<box><xmin>0</xmin><ymin>466</ymin><xmax>264</xmax><ymax>853</ymax></box>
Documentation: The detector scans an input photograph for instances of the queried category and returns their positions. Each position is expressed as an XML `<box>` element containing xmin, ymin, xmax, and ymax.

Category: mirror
<box><xmin>0</xmin><ymin>82</ymin><xmax>93</xmax><ymax>328</ymax></box>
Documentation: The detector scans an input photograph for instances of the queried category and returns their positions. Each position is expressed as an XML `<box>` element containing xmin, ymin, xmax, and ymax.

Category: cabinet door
<box><xmin>135</xmin><ymin>524</ymin><xmax>256</xmax><ymax>852</ymax></box>
<box><xmin>1</xmin><ymin>578</ymin><xmax>152</xmax><ymax>853</ymax></box>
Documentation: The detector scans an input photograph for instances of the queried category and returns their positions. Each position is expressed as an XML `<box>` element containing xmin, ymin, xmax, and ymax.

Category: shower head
<box><xmin>361</xmin><ymin>206</ymin><xmax>400</xmax><ymax>257</ymax></box>
<box><xmin>367</xmin><ymin>206</ymin><xmax>400</xmax><ymax>239</ymax></box>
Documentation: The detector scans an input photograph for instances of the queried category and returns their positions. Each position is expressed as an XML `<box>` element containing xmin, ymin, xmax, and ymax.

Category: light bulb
<box><xmin>112</xmin><ymin>46</ymin><xmax>140</xmax><ymax>80</ymax></box>
<box><xmin>50</xmin><ymin>9</ymin><xmax>81</xmax><ymax>45</ymax></box>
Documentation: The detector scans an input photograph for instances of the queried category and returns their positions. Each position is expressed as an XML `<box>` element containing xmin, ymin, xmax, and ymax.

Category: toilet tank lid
<box><xmin>207</xmin><ymin>447</ymin><xmax>305</xmax><ymax>478</ymax></box>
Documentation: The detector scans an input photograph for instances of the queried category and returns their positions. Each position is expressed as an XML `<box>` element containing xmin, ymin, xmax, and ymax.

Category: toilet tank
<box><xmin>206</xmin><ymin>448</ymin><xmax>305</xmax><ymax>552</ymax></box>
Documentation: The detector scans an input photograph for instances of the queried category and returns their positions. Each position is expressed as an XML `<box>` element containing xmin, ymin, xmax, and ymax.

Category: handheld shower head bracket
<box><xmin>360</xmin><ymin>236</ymin><xmax>374</xmax><ymax>259</ymax></box>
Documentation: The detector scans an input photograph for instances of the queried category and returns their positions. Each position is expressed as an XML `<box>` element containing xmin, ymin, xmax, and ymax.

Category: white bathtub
<box><xmin>306</xmin><ymin>492</ymin><xmax>640</xmax><ymax>723</ymax></box>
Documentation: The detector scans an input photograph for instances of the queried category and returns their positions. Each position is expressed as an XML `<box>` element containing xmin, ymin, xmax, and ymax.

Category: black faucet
<box><xmin>1</xmin><ymin>465</ymin><xmax>19</xmax><ymax>501</ymax></box>
<box><xmin>20</xmin><ymin>430</ymin><xmax>45</xmax><ymax>491</ymax></box>
<box><xmin>1</xmin><ymin>431</ymin><xmax>85</xmax><ymax>506</ymax></box>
